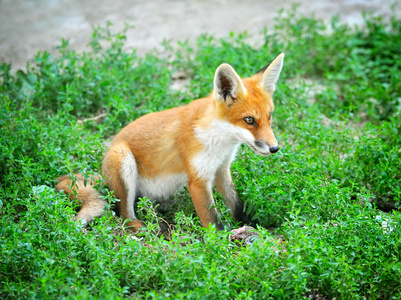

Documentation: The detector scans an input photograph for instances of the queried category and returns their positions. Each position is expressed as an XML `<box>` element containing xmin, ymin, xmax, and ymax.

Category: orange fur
<box><xmin>56</xmin><ymin>53</ymin><xmax>285</xmax><ymax>232</ymax></box>
<box><xmin>56</xmin><ymin>174</ymin><xmax>105</xmax><ymax>227</ymax></box>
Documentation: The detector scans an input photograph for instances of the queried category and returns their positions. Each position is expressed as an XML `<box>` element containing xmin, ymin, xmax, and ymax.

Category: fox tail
<box><xmin>56</xmin><ymin>174</ymin><xmax>105</xmax><ymax>227</ymax></box>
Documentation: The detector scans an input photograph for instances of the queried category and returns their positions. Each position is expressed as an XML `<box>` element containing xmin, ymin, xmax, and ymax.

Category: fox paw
<box><xmin>127</xmin><ymin>220</ymin><xmax>145</xmax><ymax>232</ymax></box>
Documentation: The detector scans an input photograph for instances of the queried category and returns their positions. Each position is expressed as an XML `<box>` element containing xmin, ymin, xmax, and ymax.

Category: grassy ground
<box><xmin>1</xmin><ymin>7</ymin><xmax>401</xmax><ymax>299</ymax></box>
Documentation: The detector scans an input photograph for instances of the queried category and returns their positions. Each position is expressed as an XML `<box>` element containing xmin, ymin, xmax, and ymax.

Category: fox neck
<box><xmin>192</xmin><ymin>116</ymin><xmax>249</xmax><ymax>181</ymax></box>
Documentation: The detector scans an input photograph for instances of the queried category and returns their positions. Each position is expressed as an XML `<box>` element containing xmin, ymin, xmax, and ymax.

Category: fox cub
<box><xmin>57</xmin><ymin>53</ymin><xmax>284</xmax><ymax>231</ymax></box>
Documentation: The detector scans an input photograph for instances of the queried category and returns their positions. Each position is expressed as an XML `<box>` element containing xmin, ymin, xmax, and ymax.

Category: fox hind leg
<box><xmin>102</xmin><ymin>142</ymin><xmax>144</xmax><ymax>232</ymax></box>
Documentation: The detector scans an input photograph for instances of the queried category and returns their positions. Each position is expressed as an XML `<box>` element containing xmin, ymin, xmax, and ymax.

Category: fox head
<box><xmin>213</xmin><ymin>53</ymin><xmax>284</xmax><ymax>156</ymax></box>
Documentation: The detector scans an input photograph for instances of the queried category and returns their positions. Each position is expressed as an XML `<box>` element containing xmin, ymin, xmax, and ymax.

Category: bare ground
<box><xmin>0</xmin><ymin>0</ymin><xmax>400</xmax><ymax>72</ymax></box>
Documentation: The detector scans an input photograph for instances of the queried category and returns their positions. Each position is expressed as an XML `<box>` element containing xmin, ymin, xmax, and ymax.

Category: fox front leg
<box><xmin>215</xmin><ymin>166</ymin><xmax>256</xmax><ymax>227</ymax></box>
<box><xmin>188</xmin><ymin>177</ymin><xmax>225</xmax><ymax>230</ymax></box>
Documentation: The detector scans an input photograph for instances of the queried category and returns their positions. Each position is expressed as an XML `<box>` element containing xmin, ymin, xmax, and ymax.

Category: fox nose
<box><xmin>269</xmin><ymin>146</ymin><xmax>280</xmax><ymax>153</ymax></box>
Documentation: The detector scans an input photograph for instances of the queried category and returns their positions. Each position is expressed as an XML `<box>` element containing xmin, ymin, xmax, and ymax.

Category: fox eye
<box><xmin>243</xmin><ymin>116</ymin><xmax>255</xmax><ymax>125</ymax></box>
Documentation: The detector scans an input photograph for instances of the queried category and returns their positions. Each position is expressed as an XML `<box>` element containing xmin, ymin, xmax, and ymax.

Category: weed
<box><xmin>1</xmin><ymin>7</ymin><xmax>400</xmax><ymax>299</ymax></box>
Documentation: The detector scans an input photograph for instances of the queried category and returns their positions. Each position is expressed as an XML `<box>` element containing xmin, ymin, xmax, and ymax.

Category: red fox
<box><xmin>57</xmin><ymin>53</ymin><xmax>284</xmax><ymax>232</ymax></box>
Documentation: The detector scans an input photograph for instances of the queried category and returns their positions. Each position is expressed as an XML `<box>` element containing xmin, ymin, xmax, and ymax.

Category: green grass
<box><xmin>1</xmin><ymin>7</ymin><xmax>401</xmax><ymax>299</ymax></box>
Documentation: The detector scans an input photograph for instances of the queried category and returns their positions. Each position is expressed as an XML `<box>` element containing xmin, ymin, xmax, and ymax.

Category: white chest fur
<box><xmin>192</xmin><ymin>120</ymin><xmax>253</xmax><ymax>181</ymax></box>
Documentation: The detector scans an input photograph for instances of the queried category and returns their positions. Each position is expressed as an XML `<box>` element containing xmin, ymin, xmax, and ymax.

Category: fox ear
<box><xmin>213</xmin><ymin>63</ymin><xmax>246</xmax><ymax>104</ymax></box>
<box><xmin>259</xmin><ymin>53</ymin><xmax>284</xmax><ymax>95</ymax></box>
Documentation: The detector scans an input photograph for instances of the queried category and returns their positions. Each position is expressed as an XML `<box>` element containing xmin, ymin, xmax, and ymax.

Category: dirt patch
<box><xmin>0</xmin><ymin>0</ymin><xmax>400</xmax><ymax>72</ymax></box>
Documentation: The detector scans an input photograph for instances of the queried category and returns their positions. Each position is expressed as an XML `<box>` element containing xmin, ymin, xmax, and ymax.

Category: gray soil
<box><xmin>0</xmin><ymin>0</ymin><xmax>400</xmax><ymax>72</ymax></box>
